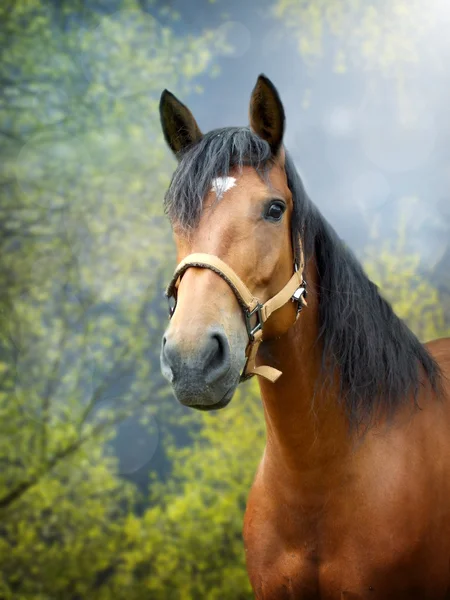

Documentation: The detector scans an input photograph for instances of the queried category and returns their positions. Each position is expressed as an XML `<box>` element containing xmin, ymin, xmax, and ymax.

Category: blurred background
<box><xmin>0</xmin><ymin>0</ymin><xmax>449</xmax><ymax>598</ymax></box>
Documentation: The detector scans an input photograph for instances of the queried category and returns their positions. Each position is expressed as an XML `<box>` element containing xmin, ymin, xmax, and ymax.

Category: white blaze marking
<box><xmin>211</xmin><ymin>176</ymin><xmax>236</xmax><ymax>198</ymax></box>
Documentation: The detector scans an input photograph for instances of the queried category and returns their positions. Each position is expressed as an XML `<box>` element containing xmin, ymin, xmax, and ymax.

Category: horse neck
<box><xmin>257</xmin><ymin>257</ymin><xmax>353</xmax><ymax>495</ymax></box>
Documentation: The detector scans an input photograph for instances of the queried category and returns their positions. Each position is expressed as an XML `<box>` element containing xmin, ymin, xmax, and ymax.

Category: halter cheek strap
<box><xmin>165</xmin><ymin>251</ymin><xmax>307</xmax><ymax>383</ymax></box>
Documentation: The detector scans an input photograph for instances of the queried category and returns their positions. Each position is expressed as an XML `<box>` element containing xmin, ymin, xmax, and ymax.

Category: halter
<box><xmin>165</xmin><ymin>235</ymin><xmax>307</xmax><ymax>383</ymax></box>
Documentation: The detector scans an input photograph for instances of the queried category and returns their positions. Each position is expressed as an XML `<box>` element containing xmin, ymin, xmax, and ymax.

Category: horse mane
<box><xmin>164</xmin><ymin>127</ymin><xmax>442</xmax><ymax>426</ymax></box>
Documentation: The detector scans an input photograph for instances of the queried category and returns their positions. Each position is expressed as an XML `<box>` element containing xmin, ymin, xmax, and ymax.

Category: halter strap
<box><xmin>165</xmin><ymin>244</ymin><xmax>307</xmax><ymax>383</ymax></box>
<box><xmin>166</xmin><ymin>254</ymin><xmax>259</xmax><ymax>313</ymax></box>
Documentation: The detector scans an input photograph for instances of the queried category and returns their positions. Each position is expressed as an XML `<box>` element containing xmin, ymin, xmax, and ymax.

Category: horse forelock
<box><xmin>164</xmin><ymin>127</ymin><xmax>273</xmax><ymax>230</ymax></box>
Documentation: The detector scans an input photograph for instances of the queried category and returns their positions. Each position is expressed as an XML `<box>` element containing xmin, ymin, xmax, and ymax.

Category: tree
<box><xmin>0</xmin><ymin>1</ymin><xmax>227</xmax><ymax>597</ymax></box>
<box><xmin>272</xmin><ymin>0</ymin><xmax>447</xmax><ymax>79</ymax></box>
<box><xmin>0</xmin><ymin>444</ymin><xmax>136</xmax><ymax>600</ymax></box>
<box><xmin>364</xmin><ymin>211</ymin><xmax>450</xmax><ymax>342</ymax></box>
<box><xmin>110</xmin><ymin>382</ymin><xmax>263</xmax><ymax>600</ymax></box>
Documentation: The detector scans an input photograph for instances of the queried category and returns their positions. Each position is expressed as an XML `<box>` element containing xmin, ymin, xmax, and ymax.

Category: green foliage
<box><xmin>111</xmin><ymin>383</ymin><xmax>263</xmax><ymax>600</ymax></box>
<box><xmin>0</xmin><ymin>379</ymin><xmax>264</xmax><ymax>599</ymax></box>
<box><xmin>364</xmin><ymin>220</ymin><xmax>450</xmax><ymax>342</ymax></box>
<box><xmin>0</xmin><ymin>1</ymin><xmax>234</xmax><ymax>597</ymax></box>
<box><xmin>0</xmin><ymin>447</ymin><xmax>136</xmax><ymax>600</ymax></box>
<box><xmin>0</xmin><ymin>0</ymin><xmax>224</xmax><ymax>454</ymax></box>
<box><xmin>273</xmin><ymin>0</ymin><xmax>444</xmax><ymax>78</ymax></box>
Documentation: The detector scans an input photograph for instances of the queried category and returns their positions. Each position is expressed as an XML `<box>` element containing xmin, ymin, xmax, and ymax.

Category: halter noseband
<box><xmin>165</xmin><ymin>240</ymin><xmax>307</xmax><ymax>383</ymax></box>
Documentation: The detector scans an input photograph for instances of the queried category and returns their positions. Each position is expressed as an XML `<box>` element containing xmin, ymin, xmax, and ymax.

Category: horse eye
<box><xmin>264</xmin><ymin>201</ymin><xmax>286</xmax><ymax>222</ymax></box>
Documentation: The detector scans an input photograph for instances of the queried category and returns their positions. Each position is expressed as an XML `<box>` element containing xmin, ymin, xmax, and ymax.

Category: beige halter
<box><xmin>166</xmin><ymin>243</ymin><xmax>307</xmax><ymax>383</ymax></box>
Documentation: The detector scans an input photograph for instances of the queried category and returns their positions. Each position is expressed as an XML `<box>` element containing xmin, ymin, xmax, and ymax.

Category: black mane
<box><xmin>164</xmin><ymin>127</ymin><xmax>442</xmax><ymax>426</ymax></box>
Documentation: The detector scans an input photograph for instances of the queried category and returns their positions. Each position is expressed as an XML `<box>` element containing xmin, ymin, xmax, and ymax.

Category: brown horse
<box><xmin>159</xmin><ymin>74</ymin><xmax>450</xmax><ymax>599</ymax></box>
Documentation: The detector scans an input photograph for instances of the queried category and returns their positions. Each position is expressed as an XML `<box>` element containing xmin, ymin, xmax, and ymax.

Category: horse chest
<box><xmin>245</xmin><ymin>543</ymin><xmax>322</xmax><ymax>600</ymax></box>
<box><xmin>243</xmin><ymin>482</ymin><xmax>450</xmax><ymax>600</ymax></box>
<box><xmin>244</xmin><ymin>532</ymin><xmax>450</xmax><ymax>600</ymax></box>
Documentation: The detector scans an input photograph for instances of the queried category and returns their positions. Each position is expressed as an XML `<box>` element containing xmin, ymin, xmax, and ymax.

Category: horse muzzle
<box><xmin>160</xmin><ymin>324</ymin><xmax>243</xmax><ymax>409</ymax></box>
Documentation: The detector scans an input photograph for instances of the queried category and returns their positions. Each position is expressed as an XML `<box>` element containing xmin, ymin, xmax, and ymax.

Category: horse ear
<box><xmin>159</xmin><ymin>89</ymin><xmax>203</xmax><ymax>157</ymax></box>
<box><xmin>249</xmin><ymin>74</ymin><xmax>285</xmax><ymax>155</ymax></box>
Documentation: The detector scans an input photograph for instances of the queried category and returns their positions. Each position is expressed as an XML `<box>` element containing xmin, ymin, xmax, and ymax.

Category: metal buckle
<box><xmin>292</xmin><ymin>280</ymin><xmax>307</xmax><ymax>317</ymax></box>
<box><xmin>167</xmin><ymin>294</ymin><xmax>177</xmax><ymax>319</ymax></box>
<box><xmin>244</xmin><ymin>304</ymin><xmax>263</xmax><ymax>341</ymax></box>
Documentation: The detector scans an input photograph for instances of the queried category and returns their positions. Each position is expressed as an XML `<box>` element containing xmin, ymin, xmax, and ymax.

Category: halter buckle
<box><xmin>167</xmin><ymin>294</ymin><xmax>177</xmax><ymax>319</ymax></box>
<box><xmin>244</xmin><ymin>304</ymin><xmax>263</xmax><ymax>341</ymax></box>
<box><xmin>292</xmin><ymin>280</ymin><xmax>307</xmax><ymax>317</ymax></box>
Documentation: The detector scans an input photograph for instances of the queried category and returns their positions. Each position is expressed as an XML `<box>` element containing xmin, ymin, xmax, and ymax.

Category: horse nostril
<box><xmin>209</xmin><ymin>333</ymin><xmax>226</xmax><ymax>368</ymax></box>
<box><xmin>161</xmin><ymin>334</ymin><xmax>178</xmax><ymax>383</ymax></box>
<box><xmin>204</xmin><ymin>329</ymin><xmax>231</xmax><ymax>384</ymax></box>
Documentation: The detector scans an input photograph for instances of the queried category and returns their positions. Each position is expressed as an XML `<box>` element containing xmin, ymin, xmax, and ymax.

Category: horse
<box><xmin>159</xmin><ymin>74</ymin><xmax>450</xmax><ymax>599</ymax></box>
